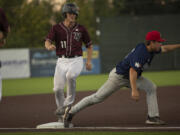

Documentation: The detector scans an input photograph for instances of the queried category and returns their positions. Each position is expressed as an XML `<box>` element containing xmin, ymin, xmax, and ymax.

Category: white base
<box><xmin>36</xmin><ymin>122</ymin><xmax>64</xmax><ymax>129</ymax></box>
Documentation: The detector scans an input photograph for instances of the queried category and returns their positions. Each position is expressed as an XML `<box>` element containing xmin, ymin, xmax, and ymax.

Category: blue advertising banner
<box><xmin>30</xmin><ymin>45</ymin><xmax>101</xmax><ymax>77</ymax></box>
<box><xmin>30</xmin><ymin>49</ymin><xmax>57</xmax><ymax>77</ymax></box>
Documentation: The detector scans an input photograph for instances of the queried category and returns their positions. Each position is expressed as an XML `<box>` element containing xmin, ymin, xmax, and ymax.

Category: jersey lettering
<box><xmin>73</xmin><ymin>31</ymin><xmax>82</xmax><ymax>42</ymax></box>
<box><xmin>61</xmin><ymin>41</ymin><xmax>67</xmax><ymax>48</ymax></box>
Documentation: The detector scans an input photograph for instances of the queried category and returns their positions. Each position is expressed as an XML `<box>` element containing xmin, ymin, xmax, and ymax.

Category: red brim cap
<box><xmin>157</xmin><ymin>38</ymin><xmax>166</xmax><ymax>42</ymax></box>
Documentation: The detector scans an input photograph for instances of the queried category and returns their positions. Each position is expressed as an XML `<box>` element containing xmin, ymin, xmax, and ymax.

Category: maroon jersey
<box><xmin>0</xmin><ymin>8</ymin><xmax>9</xmax><ymax>35</ymax></box>
<box><xmin>46</xmin><ymin>22</ymin><xmax>92</xmax><ymax>57</ymax></box>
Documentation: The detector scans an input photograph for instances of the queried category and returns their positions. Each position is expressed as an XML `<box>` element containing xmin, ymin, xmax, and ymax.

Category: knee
<box><xmin>53</xmin><ymin>85</ymin><xmax>64</xmax><ymax>92</ymax></box>
<box><xmin>152</xmin><ymin>83</ymin><xmax>157</xmax><ymax>91</ymax></box>
<box><xmin>53</xmin><ymin>81</ymin><xmax>65</xmax><ymax>91</ymax></box>
<box><xmin>92</xmin><ymin>94</ymin><xmax>104</xmax><ymax>104</ymax></box>
<box><xmin>66</xmin><ymin>73</ymin><xmax>76</xmax><ymax>81</ymax></box>
<box><xmin>148</xmin><ymin>83</ymin><xmax>157</xmax><ymax>94</ymax></box>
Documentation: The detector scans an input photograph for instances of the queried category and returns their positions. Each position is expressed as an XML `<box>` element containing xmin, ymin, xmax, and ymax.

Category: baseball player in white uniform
<box><xmin>63</xmin><ymin>30</ymin><xmax>180</xmax><ymax>127</ymax></box>
<box><xmin>45</xmin><ymin>3</ymin><xmax>93</xmax><ymax>122</ymax></box>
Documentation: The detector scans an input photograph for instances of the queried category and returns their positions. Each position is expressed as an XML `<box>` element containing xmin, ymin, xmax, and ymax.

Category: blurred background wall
<box><xmin>1</xmin><ymin>0</ymin><xmax>180</xmax><ymax>76</ymax></box>
<box><xmin>99</xmin><ymin>14</ymin><xmax>180</xmax><ymax>72</ymax></box>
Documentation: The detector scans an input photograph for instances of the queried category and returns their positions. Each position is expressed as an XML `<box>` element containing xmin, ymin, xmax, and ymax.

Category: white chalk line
<box><xmin>0</xmin><ymin>126</ymin><xmax>180</xmax><ymax>130</ymax></box>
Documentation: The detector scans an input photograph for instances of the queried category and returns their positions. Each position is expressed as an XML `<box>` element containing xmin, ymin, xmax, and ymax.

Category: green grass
<box><xmin>1</xmin><ymin>132</ymin><xmax>180</xmax><ymax>135</ymax></box>
<box><xmin>2</xmin><ymin>70</ymin><xmax>180</xmax><ymax>97</ymax></box>
<box><xmin>143</xmin><ymin>70</ymin><xmax>180</xmax><ymax>86</ymax></box>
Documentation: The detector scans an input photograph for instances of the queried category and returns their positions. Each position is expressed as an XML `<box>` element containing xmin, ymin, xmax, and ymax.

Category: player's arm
<box><xmin>86</xmin><ymin>45</ymin><xmax>93</xmax><ymax>71</ymax></box>
<box><xmin>129</xmin><ymin>67</ymin><xmax>140</xmax><ymax>101</ymax></box>
<box><xmin>161</xmin><ymin>44</ymin><xmax>180</xmax><ymax>53</ymax></box>
<box><xmin>45</xmin><ymin>40</ymin><xmax>56</xmax><ymax>51</ymax></box>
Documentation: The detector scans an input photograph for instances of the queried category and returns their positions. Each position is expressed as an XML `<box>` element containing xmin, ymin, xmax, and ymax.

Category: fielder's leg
<box><xmin>70</xmin><ymin>68</ymin><xmax>129</xmax><ymax>115</ymax></box>
<box><xmin>137</xmin><ymin>76</ymin><xmax>159</xmax><ymax>117</ymax></box>
<box><xmin>137</xmin><ymin>76</ymin><xmax>165</xmax><ymax>124</ymax></box>
<box><xmin>63</xmin><ymin>68</ymin><xmax>129</xmax><ymax>127</ymax></box>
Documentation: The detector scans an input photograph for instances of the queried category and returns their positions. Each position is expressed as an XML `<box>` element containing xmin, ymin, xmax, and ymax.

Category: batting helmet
<box><xmin>62</xmin><ymin>3</ymin><xmax>79</xmax><ymax>18</ymax></box>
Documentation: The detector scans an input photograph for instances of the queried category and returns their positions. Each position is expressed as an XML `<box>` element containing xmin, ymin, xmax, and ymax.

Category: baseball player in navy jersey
<box><xmin>45</xmin><ymin>3</ymin><xmax>93</xmax><ymax>123</ymax></box>
<box><xmin>0</xmin><ymin>8</ymin><xmax>10</xmax><ymax>102</ymax></box>
<box><xmin>63</xmin><ymin>30</ymin><xmax>180</xmax><ymax>127</ymax></box>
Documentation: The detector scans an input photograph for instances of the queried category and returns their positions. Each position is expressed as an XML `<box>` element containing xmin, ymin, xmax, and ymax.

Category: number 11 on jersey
<box><xmin>61</xmin><ymin>41</ymin><xmax>67</xmax><ymax>48</ymax></box>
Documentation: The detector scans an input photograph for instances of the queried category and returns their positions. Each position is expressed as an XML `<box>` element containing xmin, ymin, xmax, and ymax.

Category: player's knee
<box><xmin>148</xmin><ymin>83</ymin><xmax>157</xmax><ymax>94</ymax></box>
<box><xmin>54</xmin><ymin>89</ymin><xmax>64</xmax><ymax>96</ymax></box>
<box><xmin>92</xmin><ymin>94</ymin><xmax>104</xmax><ymax>104</ymax></box>
<box><xmin>66</xmin><ymin>73</ymin><xmax>76</xmax><ymax>80</ymax></box>
<box><xmin>53</xmin><ymin>86</ymin><xmax>64</xmax><ymax>92</ymax></box>
<box><xmin>53</xmin><ymin>81</ymin><xmax>66</xmax><ymax>91</ymax></box>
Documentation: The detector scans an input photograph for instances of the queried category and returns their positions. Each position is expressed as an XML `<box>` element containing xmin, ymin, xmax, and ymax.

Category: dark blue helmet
<box><xmin>62</xmin><ymin>3</ymin><xmax>79</xmax><ymax>18</ymax></box>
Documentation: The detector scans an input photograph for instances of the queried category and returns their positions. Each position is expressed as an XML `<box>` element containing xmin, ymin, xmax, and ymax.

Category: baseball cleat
<box><xmin>58</xmin><ymin>116</ymin><xmax>63</xmax><ymax>123</ymax></box>
<box><xmin>146</xmin><ymin>116</ymin><xmax>166</xmax><ymax>125</ymax></box>
<box><xmin>63</xmin><ymin>106</ymin><xmax>74</xmax><ymax>128</ymax></box>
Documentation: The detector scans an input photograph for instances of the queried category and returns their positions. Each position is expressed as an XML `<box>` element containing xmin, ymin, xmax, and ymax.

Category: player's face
<box><xmin>66</xmin><ymin>13</ymin><xmax>76</xmax><ymax>23</ymax></box>
<box><xmin>151</xmin><ymin>41</ymin><xmax>162</xmax><ymax>52</ymax></box>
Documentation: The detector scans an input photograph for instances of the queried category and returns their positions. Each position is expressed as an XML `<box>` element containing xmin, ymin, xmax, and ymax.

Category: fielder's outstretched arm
<box><xmin>161</xmin><ymin>44</ymin><xmax>180</xmax><ymax>53</ymax></box>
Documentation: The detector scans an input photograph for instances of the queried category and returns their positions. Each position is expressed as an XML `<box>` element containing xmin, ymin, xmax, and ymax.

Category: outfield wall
<box><xmin>0</xmin><ymin>49</ymin><xmax>30</xmax><ymax>79</ymax></box>
<box><xmin>99</xmin><ymin>14</ymin><xmax>180</xmax><ymax>73</ymax></box>
<box><xmin>0</xmin><ymin>45</ymin><xmax>101</xmax><ymax>79</ymax></box>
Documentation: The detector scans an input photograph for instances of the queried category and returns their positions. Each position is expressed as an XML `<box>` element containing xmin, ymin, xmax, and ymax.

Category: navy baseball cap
<box><xmin>145</xmin><ymin>31</ymin><xmax>166</xmax><ymax>42</ymax></box>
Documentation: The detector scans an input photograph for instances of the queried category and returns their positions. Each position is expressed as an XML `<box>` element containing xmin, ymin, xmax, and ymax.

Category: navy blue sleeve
<box><xmin>130</xmin><ymin>54</ymin><xmax>146</xmax><ymax>73</ymax></box>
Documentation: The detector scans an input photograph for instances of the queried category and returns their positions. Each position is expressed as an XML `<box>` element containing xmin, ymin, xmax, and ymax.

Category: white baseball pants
<box><xmin>71</xmin><ymin>68</ymin><xmax>159</xmax><ymax>117</ymax></box>
<box><xmin>53</xmin><ymin>56</ymin><xmax>83</xmax><ymax>109</ymax></box>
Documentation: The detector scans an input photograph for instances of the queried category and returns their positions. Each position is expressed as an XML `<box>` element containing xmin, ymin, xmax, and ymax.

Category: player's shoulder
<box><xmin>76</xmin><ymin>23</ymin><xmax>87</xmax><ymax>31</ymax></box>
<box><xmin>76</xmin><ymin>23</ymin><xmax>84</xmax><ymax>28</ymax></box>
<box><xmin>135</xmin><ymin>43</ymin><xmax>147</xmax><ymax>52</ymax></box>
<box><xmin>136</xmin><ymin>43</ymin><xmax>146</xmax><ymax>49</ymax></box>
<box><xmin>134</xmin><ymin>43</ymin><xmax>149</xmax><ymax>57</ymax></box>
<box><xmin>50</xmin><ymin>23</ymin><xmax>63</xmax><ymax>31</ymax></box>
<box><xmin>52</xmin><ymin>23</ymin><xmax>61</xmax><ymax>28</ymax></box>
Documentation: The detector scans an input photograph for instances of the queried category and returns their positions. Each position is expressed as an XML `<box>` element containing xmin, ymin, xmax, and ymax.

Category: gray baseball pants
<box><xmin>70</xmin><ymin>68</ymin><xmax>159</xmax><ymax>117</ymax></box>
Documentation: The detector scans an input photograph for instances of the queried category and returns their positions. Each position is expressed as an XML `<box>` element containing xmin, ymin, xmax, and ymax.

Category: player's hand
<box><xmin>86</xmin><ymin>61</ymin><xmax>92</xmax><ymax>71</ymax></box>
<box><xmin>47</xmin><ymin>44</ymin><xmax>56</xmax><ymax>51</ymax></box>
<box><xmin>131</xmin><ymin>89</ymin><xmax>140</xmax><ymax>101</ymax></box>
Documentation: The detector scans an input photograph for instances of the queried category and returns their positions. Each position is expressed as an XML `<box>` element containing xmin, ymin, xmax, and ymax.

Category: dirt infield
<box><xmin>0</xmin><ymin>86</ymin><xmax>180</xmax><ymax>132</ymax></box>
